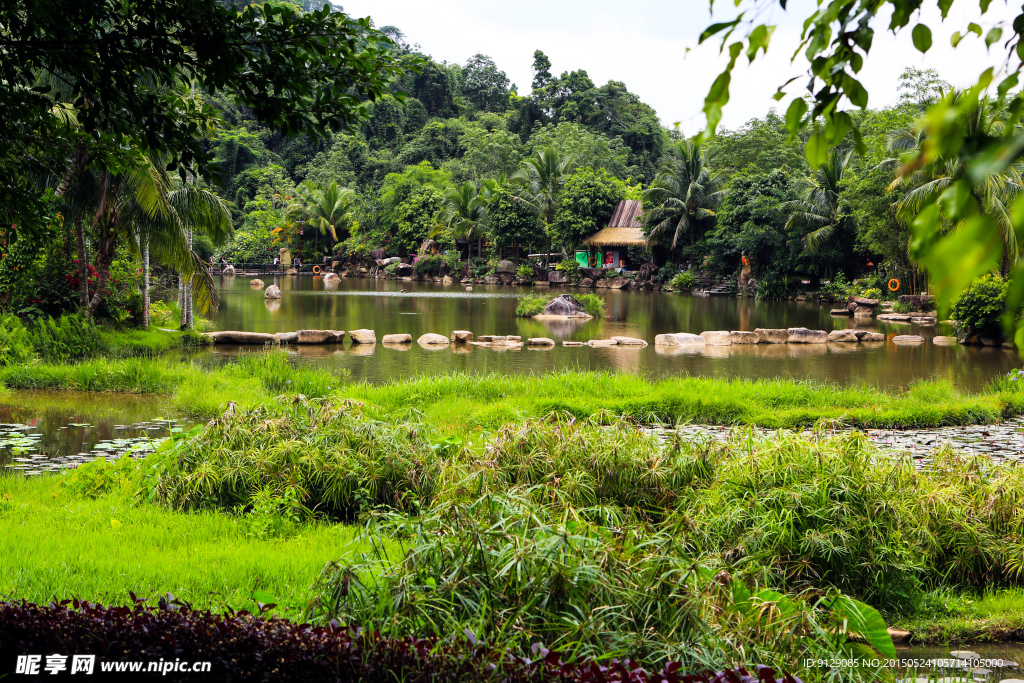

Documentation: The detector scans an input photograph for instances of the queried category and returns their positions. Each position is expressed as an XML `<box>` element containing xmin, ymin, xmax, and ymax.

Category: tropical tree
<box><xmin>290</xmin><ymin>181</ymin><xmax>357</xmax><ymax>254</ymax></box>
<box><xmin>431</xmin><ymin>181</ymin><xmax>489</xmax><ymax>259</ymax></box>
<box><xmin>642</xmin><ymin>139</ymin><xmax>725</xmax><ymax>254</ymax></box>
<box><xmin>886</xmin><ymin>95</ymin><xmax>1024</xmax><ymax>276</ymax></box>
<box><xmin>511</xmin><ymin>146</ymin><xmax>575</xmax><ymax>266</ymax></box>
<box><xmin>61</xmin><ymin>155</ymin><xmax>230</xmax><ymax>323</ymax></box>
<box><xmin>785</xmin><ymin>148</ymin><xmax>853</xmax><ymax>254</ymax></box>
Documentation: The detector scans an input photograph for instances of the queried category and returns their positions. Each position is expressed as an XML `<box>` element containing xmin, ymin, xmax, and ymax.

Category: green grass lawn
<box><xmin>2</xmin><ymin>352</ymin><xmax>1023</xmax><ymax>428</ymax></box>
<box><xmin>0</xmin><ymin>475</ymin><xmax>385</xmax><ymax>619</ymax></box>
<box><xmin>891</xmin><ymin>588</ymin><xmax>1024</xmax><ymax>643</ymax></box>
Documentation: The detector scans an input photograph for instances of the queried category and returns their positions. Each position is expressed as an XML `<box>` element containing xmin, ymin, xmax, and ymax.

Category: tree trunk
<box><xmin>142</xmin><ymin>236</ymin><xmax>150</xmax><ymax>330</ymax></box>
<box><xmin>75</xmin><ymin>217</ymin><xmax>90</xmax><ymax>309</ymax></box>
<box><xmin>85</xmin><ymin>238</ymin><xmax>114</xmax><ymax>319</ymax></box>
<box><xmin>181</xmin><ymin>226</ymin><xmax>194</xmax><ymax>329</ymax></box>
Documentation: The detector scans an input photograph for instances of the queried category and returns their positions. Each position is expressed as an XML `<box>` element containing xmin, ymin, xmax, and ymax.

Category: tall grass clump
<box><xmin>575</xmin><ymin>292</ymin><xmax>606</xmax><ymax>317</ymax></box>
<box><xmin>683</xmin><ymin>429</ymin><xmax>1024</xmax><ymax>611</ymax></box>
<box><xmin>0</xmin><ymin>357</ymin><xmax>189</xmax><ymax>393</ymax></box>
<box><xmin>311</xmin><ymin>491</ymin><xmax>895</xmax><ymax>679</ymax></box>
<box><xmin>476</xmin><ymin>413</ymin><xmax>712</xmax><ymax>511</ymax></box>
<box><xmin>151</xmin><ymin>396</ymin><xmax>446</xmax><ymax>519</ymax></box>
<box><xmin>514</xmin><ymin>294</ymin><xmax>548</xmax><ymax>317</ymax></box>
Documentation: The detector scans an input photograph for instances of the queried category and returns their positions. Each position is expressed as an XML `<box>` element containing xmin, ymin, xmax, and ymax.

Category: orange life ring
<box><xmin>888</xmin><ymin>278</ymin><xmax>900</xmax><ymax>292</ymax></box>
<box><xmin>313</xmin><ymin>265</ymin><xmax>321</xmax><ymax>275</ymax></box>
<box><xmin>588</xmin><ymin>256</ymin><xmax>598</xmax><ymax>267</ymax></box>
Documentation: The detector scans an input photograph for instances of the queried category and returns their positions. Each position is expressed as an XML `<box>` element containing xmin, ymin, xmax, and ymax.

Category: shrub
<box><xmin>443</xmin><ymin>250</ymin><xmax>461</xmax><ymax>273</ymax></box>
<box><xmin>554</xmin><ymin>258</ymin><xmax>580</xmax><ymax>283</ymax></box>
<box><xmin>0</xmin><ymin>314</ymin><xmax>34</xmax><ymax>366</ymax></box>
<box><xmin>670</xmin><ymin>271</ymin><xmax>697</xmax><ymax>290</ymax></box>
<box><xmin>755</xmin><ymin>274</ymin><xmax>792</xmax><ymax>301</ymax></box>
<box><xmin>515</xmin><ymin>294</ymin><xmax>548</xmax><ymax>317</ymax></box>
<box><xmin>819</xmin><ymin>273</ymin><xmax>850</xmax><ymax>301</ymax></box>
<box><xmin>384</xmin><ymin>262</ymin><xmax>400</xmax><ymax>277</ymax></box>
<box><xmin>950</xmin><ymin>274</ymin><xmax>1008</xmax><ymax>340</ymax></box>
<box><xmin>515</xmin><ymin>264</ymin><xmax>533</xmax><ymax>281</ymax></box>
<box><xmin>0</xmin><ymin>600</ymin><xmax>803</xmax><ymax>683</ymax></box>
<box><xmin>412</xmin><ymin>254</ymin><xmax>444</xmax><ymax>277</ymax></box>
<box><xmin>575</xmin><ymin>293</ymin><xmax>606</xmax><ymax>318</ymax></box>
<box><xmin>861</xmin><ymin>287</ymin><xmax>882</xmax><ymax>300</ymax></box>
<box><xmin>29</xmin><ymin>313</ymin><xmax>102</xmax><ymax>362</ymax></box>
<box><xmin>891</xmin><ymin>301</ymin><xmax>913</xmax><ymax>314</ymax></box>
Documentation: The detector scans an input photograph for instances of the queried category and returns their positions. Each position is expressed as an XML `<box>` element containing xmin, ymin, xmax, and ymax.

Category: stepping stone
<box><xmin>527</xmin><ymin>338</ymin><xmax>555</xmax><ymax>346</ymax></box>
<box><xmin>893</xmin><ymin>335</ymin><xmax>925</xmax><ymax>345</ymax></box>
<box><xmin>655</xmin><ymin>333</ymin><xmax>705</xmax><ymax>346</ymax></box>
<box><xmin>450</xmin><ymin>330</ymin><xmax>473</xmax><ymax>343</ymax></box>
<box><xmin>349</xmin><ymin>329</ymin><xmax>376</xmax><ymax>344</ymax></box>
<box><xmin>787</xmin><ymin>327</ymin><xmax>828</xmax><ymax>343</ymax></box>
<box><xmin>700</xmin><ymin>330</ymin><xmax>732</xmax><ymax>346</ymax></box>
<box><xmin>828</xmin><ymin>329</ymin><xmax>860</xmax><ymax>342</ymax></box>
<box><xmin>562</xmin><ymin>341</ymin><xmax>585</xmax><ymax>347</ymax></box>
<box><xmin>587</xmin><ymin>339</ymin><xmax>618</xmax><ymax>348</ymax></box>
<box><xmin>753</xmin><ymin>328</ymin><xmax>789</xmax><ymax>343</ymax></box>
<box><xmin>382</xmin><ymin>334</ymin><xmax>412</xmax><ymax>344</ymax></box>
<box><xmin>417</xmin><ymin>333</ymin><xmax>449</xmax><ymax>346</ymax></box>
<box><xmin>933</xmin><ymin>336</ymin><xmax>958</xmax><ymax>345</ymax></box>
<box><xmin>612</xmin><ymin>336</ymin><xmax>647</xmax><ymax>346</ymax></box>
<box><xmin>729</xmin><ymin>331</ymin><xmax>760</xmax><ymax>344</ymax></box>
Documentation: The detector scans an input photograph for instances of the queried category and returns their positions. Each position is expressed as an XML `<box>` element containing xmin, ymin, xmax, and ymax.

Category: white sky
<box><xmin>338</xmin><ymin>0</ymin><xmax>1019</xmax><ymax>132</ymax></box>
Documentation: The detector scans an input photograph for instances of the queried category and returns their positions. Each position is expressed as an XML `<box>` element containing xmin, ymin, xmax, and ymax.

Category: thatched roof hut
<box><xmin>581</xmin><ymin>200</ymin><xmax>645</xmax><ymax>247</ymax></box>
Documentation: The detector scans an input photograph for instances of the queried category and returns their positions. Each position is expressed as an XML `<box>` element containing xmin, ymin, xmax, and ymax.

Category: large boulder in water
<box><xmin>349</xmin><ymin>329</ymin><xmax>376</xmax><ymax>344</ymax></box>
<box><xmin>206</xmin><ymin>331</ymin><xmax>277</xmax><ymax>345</ymax></box>
<box><xmin>264</xmin><ymin>285</ymin><xmax>281</xmax><ymax>299</ymax></box>
<box><xmin>540</xmin><ymin>294</ymin><xmax>591</xmax><ymax>317</ymax></box>
<box><xmin>787</xmin><ymin>327</ymin><xmax>828</xmax><ymax>344</ymax></box>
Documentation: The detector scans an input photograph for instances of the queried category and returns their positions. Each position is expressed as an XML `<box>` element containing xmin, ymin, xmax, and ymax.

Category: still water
<box><xmin>208</xmin><ymin>275</ymin><xmax>1022</xmax><ymax>391</ymax></box>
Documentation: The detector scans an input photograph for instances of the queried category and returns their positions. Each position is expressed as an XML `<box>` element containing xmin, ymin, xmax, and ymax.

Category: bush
<box><xmin>515</xmin><ymin>294</ymin><xmax>548</xmax><ymax>317</ymax></box>
<box><xmin>384</xmin><ymin>262</ymin><xmax>400</xmax><ymax>277</ymax></box>
<box><xmin>29</xmin><ymin>313</ymin><xmax>103</xmax><ymax>362</ymax></box>
<box><xmin>515</xmin><ymin>264</ymin><xmax>533</xmax><ymax>282</ymax></box>
<box><xmin>575</xmin><ymin>293</ymin><xmax>606</xmax><ymax>317</ymax></box>
<box><xmin>0</xmin><ymin>314</ymin><xmax>34</xmax><ymax>366</ymax></box>
<box><xmin>443</xmin><ymin>250</ymin><xmax>461</xmax><ymax>273</ymax></box>
<box><xmin>412</xmin><ymin>254</ymin><xmax>444</xmax><ymax>277</ymax></box>
<box><xmin>755</xmin><ymin>274</ymin><xmax>792</xmax><ymax>301</ymax></box>
<box><xmin>670</xmin><ymin>271</ymin><xmax>697</xmax><ymax>290</ymax></box>
<box><xmin>891</xmin><ymin>301</ymin><xmax>913</xmax><ymax>314</ymax></box>
<box><xmin>861</xmin><ymin>287</ymin><xmax>882</xmax><ymax>300</ymax></box>
<box><xmin>819</xmin><ymin>273</ymin><xmax>851</xmax><ymax>301</ymax></box>
<box><xmin>554</xmin><ymin>259</ymin><xmax>580</xmax><ymax>283</ymax></box>
<box><xmin>950</xmin><ymin>274</ymin><xmax>1008</xmax><ymax>340</ymax></box>
<box><xmin>0</xmin><ymin>600</ymin><xmax>802</xmax><ymax>683</ymax></box>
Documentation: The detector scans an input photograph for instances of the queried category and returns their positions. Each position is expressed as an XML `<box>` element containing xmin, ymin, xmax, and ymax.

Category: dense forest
<box><xmin>1</xmin><ymin>0</ymin><xmax>1015</xmax><ymax>332</ymax></box>
<box><xmin>204</xmin><ymin>35</ymin><xmax>952</xmax><ymax>299</ymax></box>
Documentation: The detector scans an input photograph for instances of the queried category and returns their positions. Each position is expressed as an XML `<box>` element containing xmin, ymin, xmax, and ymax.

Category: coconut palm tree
<box><xmin>290</xmin><ymin>181</ymin><xmax>356</xmax><ymax>254</ymax></box>
<box><xmin>642</xmin><ymin>139</ymin><xmax>724</xmax><ymax>253</ymax></box>
<box><xmin>60</xmin><ymin>155</ymin><xmax>230</xmax><ymax>324</ymax></box>
<box><xmin>512</xmin><ymin>146</ymin><xmax>575</xmax><ymax>267</ymax></box>
<box><xmin>431</xmin><ymin>181</ymin><xmax>490</xmax><ymax>259</ymax></box>
<box><xmin>785</xmin><ymin>148</ymin><xmax>853</xmax><ymax>254</ymax></box>
<box><xmin>886</xmin><ymin>93</ymin><xmax>1024</xmax><ymax>275</ymax></box>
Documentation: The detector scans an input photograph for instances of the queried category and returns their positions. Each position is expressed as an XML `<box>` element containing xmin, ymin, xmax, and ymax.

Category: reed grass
<box><xmin>0</xmin><ymin>474</ymin><xmax>390</xmax><ymax>619</ymax></box>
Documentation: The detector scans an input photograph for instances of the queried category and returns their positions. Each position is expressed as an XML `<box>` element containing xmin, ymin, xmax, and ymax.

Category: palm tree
<box><xmin>886</xmin><ymin>94</ymin><xmax>1024</xmax><ymax>275</ymax></box>
<box><xmin>642</xmin><ymin>139</ymin><xmax>724</xmax><ymax>254</ymax></box>
<box><xmin>61</xmin><ymin>155</ymin><xmax>230</xmax><ymax>324</ymax></box>
<box><xmin>290</xmin><ymin>181</ymin><xmax>356</xmax><ymax>254</ymax></box>
<box><xmin>785</xmin><ymin>148</ymin><xmax>853</xmax><ymax>254</ymax></box>
<box><xmin>431</xmin><ymin>181</ymin><xmax>490</xmax><ymax>259</ymax></box>
<box><xmin>512</xmin><ymin>146</ymin><xmax>575</xmax><ymax>267</ymax></box>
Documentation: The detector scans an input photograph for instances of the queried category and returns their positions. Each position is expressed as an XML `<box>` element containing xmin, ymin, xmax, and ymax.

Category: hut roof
<box><xmin>582</xmin><ymin>200</ymin><xmax>645</xmax><ymax>247</ymax></box>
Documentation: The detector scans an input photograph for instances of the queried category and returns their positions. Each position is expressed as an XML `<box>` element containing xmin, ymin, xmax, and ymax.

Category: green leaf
<box><xmin>968</xmin><ymin>22</ymin><xmax>983</xmax><ymax>37</ymax></box>
<box><xmin>805</xmin><ymin>133</ymin><xmax>829</xmax><ymax>169</ymax></box>
<box><xmin>746</xmin><ymin>24</ymin><xmax>775</xmax><ymax>61</ymax></box>
<box><xmin>785</xmin><ymin>98</ymin><xmax>808</xmax><ymax>137</ymax></box>
<box><xmin>699</xmin><ymin>17</ymin><xmax>741</xmax><ymax>44</ymax></box>
<box><xmin>951</xmin><ymin>31</ymin><xmax>963</xmax><ymax>47</ymax></box>
<box><xmin>832</xmin><ymin>595</ymin><xmax>896</xmax><ymax>659</ymax></box>
<box><xmin>912</xmin><ymin>24</ymin><xmax>933</xmax><ymax>53</ymax></box>
<box><xmin>938</xmin><ymin>0</ymin><xmax>954</xmax><ymax>17</ymax></box>
<box><xmin>986</xmin><ymin>27</ymin><xmax>1003</xmax><ymax>49</ymax></box>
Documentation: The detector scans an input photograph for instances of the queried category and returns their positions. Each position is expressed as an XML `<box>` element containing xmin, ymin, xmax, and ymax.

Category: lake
<box><xmin>207</xmin><ymin>275</ymin><xmax>1022</xmax><ymax>391</ymax></box>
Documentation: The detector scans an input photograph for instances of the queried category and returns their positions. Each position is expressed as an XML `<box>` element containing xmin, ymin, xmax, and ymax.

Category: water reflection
<box><xmin>207</xmin><ymin>275</ymin><xmax>1022</xmax><ymax>390</ymax></box>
